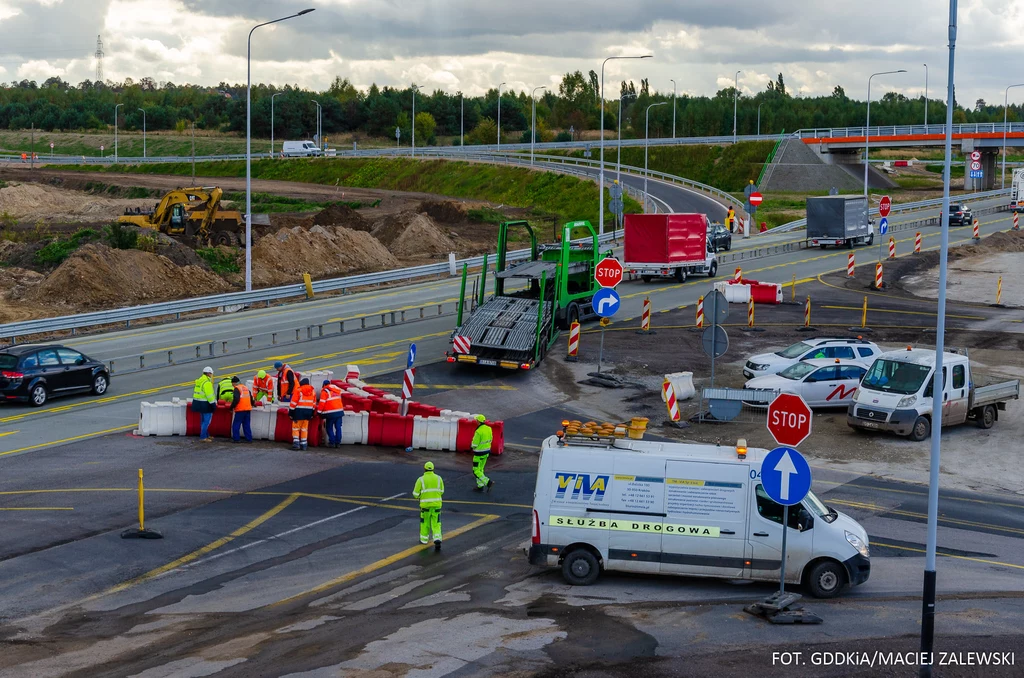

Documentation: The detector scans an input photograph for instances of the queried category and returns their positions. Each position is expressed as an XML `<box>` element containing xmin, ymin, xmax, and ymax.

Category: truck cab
<box><xmin>1011</xmin><ymin>168</ymin><xmax>1024</xmax><ymax>213</ymax></box>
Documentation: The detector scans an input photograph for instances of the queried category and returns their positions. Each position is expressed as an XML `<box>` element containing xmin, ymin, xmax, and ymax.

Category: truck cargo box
<box><xmin>806</xmin><ymin>195</ymin><xmax>870</xmax><ymax>246</ymax></box>
<box><xmin>624</xmin><ymin>213</ymin><xmax>708</xmax><ymax>265</ymax></box>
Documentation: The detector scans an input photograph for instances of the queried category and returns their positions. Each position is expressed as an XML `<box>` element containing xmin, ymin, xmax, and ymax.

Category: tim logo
<box><xmin>827</xmin><ymin>384</ymin><xmax>858</xmax><ymax>401</ymax></box>
<box><xmin>554</xmin><ymin>473</ymin><xmax>609</xmax><ymax>501</ymax></box>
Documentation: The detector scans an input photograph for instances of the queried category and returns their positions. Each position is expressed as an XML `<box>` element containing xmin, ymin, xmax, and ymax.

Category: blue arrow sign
<box><xmin>592</xmin><ymin>288</ymin><xmax>621</xmax><ymax>318</ymax></box>
<box><xmin>878</xmin><ymin>217</ymin><xmax>889</xmax><ymax>235</ymax></box>
<box><xmin>761</xmin><ymin>446</ymin><xmax>812</xmax><ymax>506</ymax></box>
<box><xmin>407</xmin><ymin>342</ymin><xmax>417</xmax><ymax>369</ymax></box>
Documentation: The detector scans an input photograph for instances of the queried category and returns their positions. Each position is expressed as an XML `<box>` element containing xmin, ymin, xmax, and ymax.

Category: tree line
<box><xmin>0</xmin><ymin>73</ymin><xmax>1019</xmax><ymax>146</ymax></box>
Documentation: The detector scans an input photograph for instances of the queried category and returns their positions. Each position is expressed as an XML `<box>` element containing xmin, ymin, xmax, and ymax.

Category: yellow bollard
<box><xmin>997</xmin><ymin>276</ymin><xmax>1003</xmax><ymax>305</ymax></box>
<box><xmin>303</xmin><ymin>273</ymin><xmax>314</xmax><ymax>299</ymax></box>
<box><xmin>120</xmin><ymin>468</ymin><xmax>163</xmax><ymax>539</ymax></box>
<box><xmin>791</xmin><ymin>273</ymin><xmax>796</xmax><ymax>302</ymax></box>
<box><xmin>862</xmin><ymin>296</ymin><xmax>868</xmax><ymax>329</ymax></box>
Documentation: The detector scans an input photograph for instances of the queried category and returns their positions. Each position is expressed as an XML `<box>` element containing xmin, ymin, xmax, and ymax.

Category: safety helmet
<box><xmin>424</xmin><ymin>461</ymin><xmax>434</xmax><ymax>471</ymax></box>
<box><xmin>203</xmin><ymin>366</ymin><xmax>214</xmax><ymax>374</ymax></box>
<box><xmin>474</xmin><ymin>414</ymin><xmax>486</xmax><ymax>423</ymax></box>
<box><xmin>274</xmin><ymin>361</ymin><xmax>284</xmax><ymax>370</ymax></box>
<box><xmin>257</xmin><ymin>370</ymin><xmax>267</xmax><ymax>379</ymax></box>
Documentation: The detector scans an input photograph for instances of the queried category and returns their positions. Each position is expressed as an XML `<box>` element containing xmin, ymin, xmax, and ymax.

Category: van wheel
<box><xmin>806</xmin><ymin>560</ymin><xmax>845</xmax><ymax>599</ymax></box>
<box><xmin>909</xmin><ymin>416</ymin><xmax>931</xmax><ymax>442</ymax></box>
<box><xmin>977</xmin><ymin>405</ymin><xmax>996</xmax><ymax>429</ymax></box>
<box><xmin>561</xmin><ymin>549</ymin><xmax>600</xmax><ymax>586</ymax></box>
<box><xmin>707</xmin><ymin>261</ymin><xmax>718</xmax><ymax>278</ymax></box>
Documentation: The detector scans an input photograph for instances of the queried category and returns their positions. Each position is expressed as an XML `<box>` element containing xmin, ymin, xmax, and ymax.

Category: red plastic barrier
<box><xmin>363</xmin><ymin>387</ymin><xmax>386</xmax><ymax>397</ymax></box>
<box><xmin>367</xmin><ymin>413</ymin><xmax>384</xmax><ymax>445</ymax></box>
<box><xmin>343</xmin><ymin>394</ymin><xmax>372</xmax><ymax>412</ymax></box>
<box><xmin>370</xmin><ymin>397</ymin><xmax>400</xmax><ymax>414</ymax></box>
<box><xmin>209</xmin><ymin>405</ymin><xmax>233</xmax><ymax>438</ymax></box>
<box><xmin>380</xmin><ymin>413</ymin><xmax>414</xmax><ymax>447</ymax></box>
<box><xmin>330</xmin><ymin>380</ymin><xmax>352</xmax><ymax>391</ymax></box>
<box><xmin>274</xmin><ymin>408</ymin><xmax>293</xmax><ymax>442</ymax></box>
<box><xmin>407</xmin><ymin>402</ymin><xmax>442</xmax><ymax>418</ymax></box>
<box><xmin>488</xmin><ymin>420</ymin><xmax>505</xmax><ymax>456</ymax></box>
<box><xmin>185</xmin><ymin>402</ymin><xmax>201</xmax><ymax>436</ymax></box>
<box><xmin>307</xmin><ymin>414</ymin><xmax>322</xmax><ymax>447</ymax></box>
<box><xmin>455</xmin><ymin>418</ymin><xmax>476</xmax><ymax>452</ymax></box>
<box><xmin>750</xmin><ymin>282</ymin><xmax>782</xmax><ymax>305</ymax></box>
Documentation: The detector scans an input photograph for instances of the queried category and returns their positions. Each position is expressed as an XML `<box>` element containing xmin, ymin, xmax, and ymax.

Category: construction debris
<box><xmin>311</xmin><ymin>203</ymin><xmax>371</xmax><ymax>231</ymax></box>
<box><xmin>250</xmin><ymin>225</ymin><xmax>400</xmax><ymax>287</ymax></box>
<box><xmin>371</xmin><ymin>212</ymin><xmax>457</xmax><ymax>257</ymax></box>
<box><xmin>0</xmin><ymin>182</ymin><xmax>152</xmax><ymax>223</ymax></box>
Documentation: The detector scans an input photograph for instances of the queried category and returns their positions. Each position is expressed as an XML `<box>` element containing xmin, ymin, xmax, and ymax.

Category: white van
<box><xmin>528</xmin><ymin>436</ymin><xmax>870</xmax><ymax>598</ymax></box>
<box><xmin>281</xmin><ymin>141</ymin><xmax>321</xmax><ymax>157</ymax></box>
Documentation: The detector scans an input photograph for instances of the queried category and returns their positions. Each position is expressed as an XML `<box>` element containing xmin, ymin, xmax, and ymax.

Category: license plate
<box><xmin>479</xmin><ymin>359</ymin><xmax>497</xmax><ymax>366</ymax></box>
<box><xmin>859</xmin><ymin>421</ymin><xmax>879</xmax><ymax>429</ymax></box>
<box><xmin>743</xmin><ymin>370</ymin><xmax>753</xmax><ymax>379</ymax></box>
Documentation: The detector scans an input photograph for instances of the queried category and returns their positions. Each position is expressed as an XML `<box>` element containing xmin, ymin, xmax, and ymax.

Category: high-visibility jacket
<box><xmin>317</xmin><ymin>384</ymin><xmax>344</xmax><ymax>414</ymax></box>
<box><xmin>277</xmin><ymin>365</ymin><xmax>299</xmax><ymax>400</ymax></box>
<box><xmin>471</xmin><ymin>423</ymin><xmax>493</xmax><ymax>454</ymax></box>
<box><xmin>191</xmin><ymin>375</ymin><xmax>215</xmax><ymax>412</ymax></box>
<box><xmin>217</xmin><ymin>378</ymin><xmax>235</xmax><ymax>403</ymax></box>
<box><xmin>232</xmin><ymin>384</ymin><xmax>253</xmax><ymax>412</ymax></box>
<box><xmin>253</xmin><ymin>374</ymin><xmax>274</xmax><ymax>398</ymax></box>
<box><xmin>289</xmin><ymin>384</ymin><xmax>317</xmax><ymax>419</ymax></box>
<box><xmin>413</xmin><ymin>471</ymin><xmax>444</xmax><ymax>509</ymax></box>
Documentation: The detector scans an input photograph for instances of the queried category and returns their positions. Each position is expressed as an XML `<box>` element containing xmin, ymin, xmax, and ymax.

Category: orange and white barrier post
<box><xmin>747</xmin><ymin>296</ymin><xmax>755</xmax><ymax>328</ymax></box>
<box><xmin>997</xmin><ymin>276</ymin><xmax>1003</xmax><ymax>305</ymax></box>
<box><xmin>875</xmin><ymin>262</ymin><xmax>883</xmax><ymax>290</ymax></box>
<box><xmin>734</xmin><ymin>267</ymin><xmax>742</xmax><ymax>282</ymax></box>
<box><xmin>973</xmin><ymin>219</ymin><xmax>980</xmax><ymax>241</ymax></box>
<box><xmin>639</xmin><ymin>297</ymin><xmax>652</xmax><ymax>333</ymax></box>
<box><xmin>566</xmin><ymin>321</ymin><xmax>580</xmax><ymax>362</ymax></box>
<box><xmin>696</xmin><ymin>296</ymin><xmax>705</xmax><ymax>328</ymax></box>
<box><xmin>888</xmin><ymin>237</ymin><xmax>896</xmax><ymax>260</ymax></box>
<box><xmin>804</xmin><ymin>296</ymin><xmax>811</xmax><ymax>327</ymax></box>
<box><xmin>1014</xmin><ymin>213</ymin><xmax>1019</xmax><ymax>231</ymax></box>
<box><xmin>663</xmin><ymin>379</ymin><xmax>680</xmax><ymax>422</ymax></box>
<box><xmin>914</xmin><ymin>232</ymin><xmax>922</xmax><ymax>253</ymax></box>
<box><xmin>847</xmin><ymin>252</ymin><xmax>855</xmax><ymax>277</ymax></box>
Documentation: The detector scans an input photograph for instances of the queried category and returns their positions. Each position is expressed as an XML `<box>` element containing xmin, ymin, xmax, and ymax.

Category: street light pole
<box><xmin>411</xmin><ymin>84</ymin><xmax>420</xmax><ymax>157</ymax></box>
<box><xmin>114</xmin><ymin>103</ymin><xmax>123</xmax><ymax>162</ymax></box>
<box><xmin>1002</xmin><ymin>83</ymin><xmax>1024</xmax><ymax>188</ymax></box>
<box><xmin>271</xmin><ymin>92</ymin><xmax>283</xmax><ymax>157</ymax></box>
<box><xmin>670</xmin><ymin>78</ymin><xmax>676</xmax><ymax>139</ymax></box>
<box><xmin>919</xmin><ymin>5</ymin><xmax>957</xmax><ymax>677</ymax></box>
<box><xmin>864</xmin><ymin>69</ymin><xmax>908</xmax><ymax>199</ymax></box>
<box><xmin>246</xmin><ymin>7</ymin><xmax>315</xmax><ymax>293</ymax></box>
<box><xmin>531</xmin><ymin>85</ymin><xmax>546</xmax><ymax>165</ymax></box>
<box><xmin>460</xmin><ymin>92</ymin><xmax>464</xmax><ymax>147</ymax></box>
<box><xmin>600</xmin><ymin>54</ymin><xmax>652</xmax><ymax>235</ymax></box>
<box><xmin>733</xmin><ymin>70</ymin><xmax>740</xmax><ymax>143</ymax></box>
<box><xmin>310</xmin><ymin>99</ymin><xmax>321</xmax><ymax>153</ymax></box>
<box><xmin>645</xmin><ymin>101</ymin><xmax>667</xmax><ymax>213</ymax></box>
<box><xmin>497</xmin><ymin>81</ymin><xmax>506</xmax><ymax>150</ymax></box>
<box><xmin>137</xmin><ymin>108</ymin><xmax>146</xmax><ymax>158</ymax></box>
<box><xmin>923</xmin><ymin>63</ymin><xmax>929</xmax><ymax>128</ymax></box>
<box><xmin>757</xmin><ymin>102</ymin><xmax>763</xmax><ymax>136</ymax></box>
<box><xmin>617</xmin><ymin>91</ymin><xmax>636</xmax><ymax>188</ymax></box>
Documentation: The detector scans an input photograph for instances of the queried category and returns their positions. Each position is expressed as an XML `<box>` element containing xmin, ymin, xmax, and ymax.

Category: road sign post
<box><xmin>767</xmin><ymin>392</ymin><xmax>813</xmax><ymax>447</ymax></box>
<box><xmin>595</xmin><ymin>257</ymin><xmax>624</xmax><ymax>288</ymax></box>
<box><xmin>592</xmin><ymin>288</ymin><xmax>620</xmax><ymax>374</ymax></box>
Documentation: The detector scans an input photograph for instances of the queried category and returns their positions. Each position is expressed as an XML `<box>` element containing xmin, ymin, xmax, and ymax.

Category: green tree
<box><xmin>467</xmin><ymin>118</ymin><xmax>497</xmax><ymax>145</ymax></box>
<box><xmin>415</xmin><ymin>111</ymin><xmax>436</xmax><ymax>145</ymax></box>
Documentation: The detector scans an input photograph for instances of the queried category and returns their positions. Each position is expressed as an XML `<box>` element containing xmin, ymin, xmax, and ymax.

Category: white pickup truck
<box><xmin>847</xmin><ymin>348</ymin><xmax>1020</xmax><ymax>441</ymax></box>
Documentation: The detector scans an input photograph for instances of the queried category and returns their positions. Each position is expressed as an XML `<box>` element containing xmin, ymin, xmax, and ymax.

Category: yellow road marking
<box><xmin>829</xmin><ymin>499</ymin><xmax>1024</xmax><ymax>538</ymax></box>
<box><xmin>326</xmin><ymin>295</ymin><xmax>461</xmax><ymax>323</ymax></box>
<box><xmin>815</xmin><ymin>478</ymin><xmax>1024</xmax><ymax>512</ymax></box>
<box><xmin>821</xmin><ymin>305</ymin><xmax>985</xmax><ymax>320</ymax></box>
<box><xmin>101</xmin><ymin>492</ymin><xmax>301</xmax><ymax>596</ymax></box>
<box><xmin>872</xmin><ymin>541</ymin><xmax>1024</xmax><ymax>571</ymax></box>
<box><xmin>0</xmin><ymin>507</ymin><xmax>73</xmax><ymax>511</ymax></box>
<box><xmin>0</xmin><ymin>430</ymin><xmax>18</xmax><ymax>438</ymax></box>
<box><xmin>271</xmin><ymin>513</ymin><xmax>500</xmax><ymax>606</ymax></box>
<box><xmin>0</xmin><ymin>424</ymin><xmax>136</xmax><ymax>458</ymax></box>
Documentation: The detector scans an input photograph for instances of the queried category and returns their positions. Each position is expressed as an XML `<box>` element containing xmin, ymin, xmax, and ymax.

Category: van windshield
<box><xmin>803</xmin><ymin>490</ymin><xmax>836</xmax><ymax>523</ymax></box>
<box><xmin>861</xmin><ymin>358</ymin><xmax>931</xmax><ymax>395</ymax></box>
<box><xmin>776</xmin><ymin>341</ymin><xmax>812</xmax><ymax>359</ymax></box>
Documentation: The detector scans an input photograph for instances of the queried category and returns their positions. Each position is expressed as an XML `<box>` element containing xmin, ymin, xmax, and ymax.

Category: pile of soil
<box><xmin>312</xmin><ymin>203</ymin><xmax>371</xmax><ymax>232</ymax></box>
<box><xmin>418</xmin><ymin>200</ymin><xmax>467</xmax><ymax>224</ymax></box>
<box><xmin>371</xmin><ymin>212</ymin><xmax>457</xmax><ymax>258</ymax></box>
<box><xmin>250</xmin><ymin>225</ymin><xmax>400</xmax><ymax>287</ymax></box>
<box><xmin>28</xmin><ymin>243</ymin><xmax>231</xmax><ymax>310</ymax></box>
<box><xmin>0</xmin><ymin>267</ymin><xmax>45</xmax><ymax>323</ymax></box>
<box><xmin>0</xmin><ymin>182</ymin><xmax>152</xmax><ymax>223</ymax></box>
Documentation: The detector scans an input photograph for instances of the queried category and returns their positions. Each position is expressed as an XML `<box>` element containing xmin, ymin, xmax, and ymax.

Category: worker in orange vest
<box><xmin>289</xmin><ymin>377</ymin><xmax>317</xmax><ymax>450</ymax></box>
<box><xmin>274</xmin><ymin>361</ymin><xmax>299</xmax><ymax>403</ymax></box>
<box><xmin>230</xmin><ymin>376</ymin><xmax>254</xmax><ymax>443</ymax></box>
<box><xmin>253</xmin><ymin>369</ymin><xmax>275</xmax><ymax>403</ymax></box>
<box><xmin>317</xmin><ymin>380</ymin><xmax>345</xmax><ymax>447</ymax></box>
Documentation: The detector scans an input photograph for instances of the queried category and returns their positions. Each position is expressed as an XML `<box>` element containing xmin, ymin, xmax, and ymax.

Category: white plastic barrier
<box><xmin>171</xmin><ymin>398</ymin><xmax>188</xmax><ymax>435</ymax></box>
<box><xmin>348</xmin><ymin>379</ymin><xmax>367</xmax><ymax>389</ymax></box>
<box><xmin>412</xmin><ymin>416</ymin><xmax>460</xmax><ymax>451</ymax></box>
<box><xmin>383</xmin><ymin>394</ymin><xmax>403</xmax><ymax>403</ymax></box>
<box><xmin>663</xmin><ymin>372</ymin><xmax>696</xmax><ymax>402</ymax></box>
<box><xmin>249</xmin><ymin>405</ymin><xmax>277</xmax><ymax>440</ymax></box>
<box><xmin>136</xmin><ymin>401</ymin><xmax>183</xmax><ymax>436</ymax></box>
<box><xmin>345</xmin><ymin>364</ymin><xmax>360</xmax><ymax>381</ymax></box>
<box><xmin>341</xmin><ymin>411</ymin><xmax>369</xmax><ymax>445</ymax></box>
<box><xmin>412</xmin><ymin>416</ymin><xmax>428</xmax><ymax>449</ymax></box>
<box><xmin>439</xmin><ymin>409</ymin><xmax>472</xmax><ymax>421</ymax></box>
<box><xmin>349</xmin><ymin>388</ymin><xmax>370</xmax><ymax>398</ymax></box>
<box><xmin>714</xmin><ymin>281</ymin><xmax>751</xmax><ymax>304</ymax></box>
<box><xmin>304</xmin><ymin>370</ymin><xmax>334</xmax><ymax>385</ymax></box>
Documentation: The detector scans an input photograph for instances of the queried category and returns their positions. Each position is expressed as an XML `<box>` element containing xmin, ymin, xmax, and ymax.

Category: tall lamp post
<box><xmin>246</xmin><ymin>7</ymin><xmax>315</xmax><ymax>292</ymax></box>
<box><xmin>271</xmin><ymin>92</ymin><xmax>283</xmax><ymax>156</ymax></box>
<box><xmin>757</xmin><ymin>102</ymin><xmax>764</xmax><ymax>136</ymax></box>
<box><xmin>599</xmin><ymin>53</ymin><xmax>652</xmax><ymax>235</ymax></box>
<box><xmin>864</xmin><ymin>69</ymin><xmax>907</xmax><ymax>199</ymax></box>
<box><xmin>923</xmin><ymin>63</ymin><xmax>929</xmax><ymax>129</ymax></box>
<box><xmin>530</xmin><ymin>85</ymin><xmax>547</xmax><ymax>165</ymax></box>
<box><xmin>496</xmin><ymin>81</ymin><xmax>506</xmax><ymax>150</ymax></box>
<box><xmin>670</xmin><ymin>78</ymin><xmax>676</xmax><ymax>139</ymax></box>
<box><xmin>460</xmin><ymin>92</ymin><xmax>464</xmax><ymax>147</ymax></box>
<box><xmin>644</xmin><ymin>101</ymin><xmax>667</xmax><ymax>213</ymax></box>
<box><xmin>733</xmin><ymin>70</ymin><xmax>740</xmax><ymax>143</ymax></box>
<box><xmin>1002</xmin><ymin>83</ymin><xmax>1024</xmax><ymax>188</ymax></box>
<box><xmin>617</xmin><ymin>91</ymin><xmax>637</xmax><ymax>187</ymax></box>
<box><xmin>411</xmin><ymin>84</ymin><xmax>420</xmax><ymax>157</ymax></box>
<box><xmin>137</xmin><ymin>108</ymin><xmax>146</xmax><ymax>158</ymax></box>
<box><xmin>114</xmin><ymin>103</ymin><xmax>123</xmax><ymax>162</ymax></box>
<box><xmin>310</xmin><ymin>99</ymin><xmax>321</xmax><ymax>153</ymax></box>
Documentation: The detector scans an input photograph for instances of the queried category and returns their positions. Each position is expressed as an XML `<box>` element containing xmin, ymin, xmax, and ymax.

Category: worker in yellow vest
<box><xmin>191</xmin><ymin>366</ymin><xmax>216</xmax><ymax>442</ymax></box>
<box><xmin>413</xmin><ymin>461</ymin><xmax>445</xmax><ymax>551</ymax></box>
<box><xmin>471</xmin><ymin>414</ymin><xmax>494</xmax><ymax>491</ymax></box>
<box><xmin>726</xmin><ymin>206</ymin><xmax>736</xmax><ymax>233</ymax></box>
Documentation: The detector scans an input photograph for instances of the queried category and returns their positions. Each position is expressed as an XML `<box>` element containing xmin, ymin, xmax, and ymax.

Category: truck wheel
<box><xmin>558</xmin><ymin>303</ymin><xmax>580</xmax><ymax>331</ymax></box>
<box><xmin>846</xmin><ymin>239</ymin><xmax>854</xmax><ymax>249</ymax></box>
<box><xmin>867</xmin><ymin>234</ymin><xmax>875</xmax><ymax>246</ymax></box>
<box><xmin>806</xmin><ymin>560</ymin><xmax>845</xmax><ymax>599</ymax></box>
<box><xmin>909</xmin><ymin>416</ymin><xmax>931</xmax><ymax>442</ymax></box>
<box><xmin>977</xmin><ymin>405</ymin><xmax>996</xmax><ymax>429</ymax></box>
<box><xmin>561</xmin><ymin>549</ymin><xmax>600</xmax><ymax>586</ymax></box>
<box><xmin>674</xmin><ymin>268</ymin><xmax>685</xmax><ymax>283</ymax></box>
<box><xmin>707</xmin><ymin>261</ymin><xmax>718</xmax><ymax>278</ymax></box>
<box><xmin>641</xmin><ymin>275</ymin><xmax>653</xmax><ymax>283</ymax></box>
<box><xmin>819</xmin><ymin>244</ymin><xmax>828</xmax><ymax>250</ymax></box>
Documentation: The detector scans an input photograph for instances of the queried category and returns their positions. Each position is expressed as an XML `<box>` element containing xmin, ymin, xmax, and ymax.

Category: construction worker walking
<box><xmin>471</xmin><ymin>414</ymin><xmax>494</xmax><ymax>491</ymax></box>
<box><xmin>253</xmin><ymin>369</ymin><xmax>275</xmax><ymax>403</ymax></box>
<box><xmin>289</xmin><ymin>377</ymin><xmax>317</xmax><ymax>450</ymax></box>
<box><xmin>217</xmin><ymin>375</ymin><xmax>235</xmax><ymax>404</ymax></box>
<box><xmin>230</xmin><ymin>377</ymin><xmax>253</xmax><ymax>443</ymax></box>
<box><xmin>275</xmin><ymin>361</ymin><xmax>299</xmax><ymax>403</ymax></box>
<box><xmin>317</xmin><ymin>380</ymin><xmax>345</xmax><ymax>447</ymax></box>
<box><xmin>190</xmin><ymin>366</ymin><xmax>216</xmax><ymax>442</ymax></box>
<box><xmin>726</xmin><ymin>206</ymin><xmax>736</xmax><ymax>233</ymax></box>
<box><xmin>413</xmin><ymin>461</ymin><xmax>444</xmax><ymax>551</ymax></box>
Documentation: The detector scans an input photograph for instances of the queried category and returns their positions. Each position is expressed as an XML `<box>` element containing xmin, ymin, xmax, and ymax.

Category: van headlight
<box><xmin>897</xmin><ymin>395</ymin><xmax>917</xmax><ymax>408</ymax></box>
<box><xmin>846</xmin><ymin>530</ymin><xmax>870</xmax><ymax>558</ymax></box>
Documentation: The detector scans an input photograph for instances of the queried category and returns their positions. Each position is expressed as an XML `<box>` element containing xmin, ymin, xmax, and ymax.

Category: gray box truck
<box><xmin>807</xmin><ymin>195</ymin><xmax>874</xmax><ymax>249</ymax></box>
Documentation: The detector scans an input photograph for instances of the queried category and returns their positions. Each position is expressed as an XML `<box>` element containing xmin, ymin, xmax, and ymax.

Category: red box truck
<box><xmin>623</xmin><ymin>213</ymin><xmax>720</xmax><ymax>283</ymax></box>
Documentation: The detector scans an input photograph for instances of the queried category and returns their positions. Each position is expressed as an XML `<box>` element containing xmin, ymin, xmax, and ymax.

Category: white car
<box><xmin>743</xmin><ymin>338</ymin><xmax>882</xmax><ymax>379</ymax></box>
<box><xmin>744</xmin><ymin>359</ymin><xmax>869</xmax><ymax>408</ymax></box>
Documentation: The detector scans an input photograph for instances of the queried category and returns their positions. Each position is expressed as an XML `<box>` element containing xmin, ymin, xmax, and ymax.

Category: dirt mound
<box><xmin>312</xmin><ymin>203</ymin><xmax>371</xmax><ymax>232</ymax></box>
<box><xmin>0</xmin><ymin>267</ymin><xmax>46</xmax><ymax>322</ymax></box>
<box><xmin>0</xmin><ymin>182</ymin><xmax>152</xmax><ymax>223</ymax></box>
<box><xmin>371</xmin><ymin>212</ymin><xmax>457</xmax><ymax>258</ymax></box>
<box><xmin>418</xmin><ymin>200</ymin><xmax>467</xmax><ymax>224</ymax></box>
<box><xmin>250</xmin><ymin>225</ymin><xmax>400</xmax><ymax>287</ymax></box>
<box><xmin>29</xmin><ymin>243</ymin><xmax>231</xmax><ymax>310</ymax></box>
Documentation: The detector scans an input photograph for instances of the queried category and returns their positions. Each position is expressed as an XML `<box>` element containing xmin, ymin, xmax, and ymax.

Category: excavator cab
<box><xmin>168</xmin><ymin>203</ymin><xmax>187</xmax><ymax>235</ymax></box>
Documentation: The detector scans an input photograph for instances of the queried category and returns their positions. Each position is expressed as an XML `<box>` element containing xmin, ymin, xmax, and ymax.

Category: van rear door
<box><xmin>661</xmin><ymin>460</ymin><xmax>749</xmax><ymax>578</ymax></box>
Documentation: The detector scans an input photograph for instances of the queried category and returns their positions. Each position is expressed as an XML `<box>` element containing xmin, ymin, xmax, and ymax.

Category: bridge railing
<box><xmin>798</xmin><ymin>123</ymin><xmax>1024</xmax><ymax>139</ymax></box>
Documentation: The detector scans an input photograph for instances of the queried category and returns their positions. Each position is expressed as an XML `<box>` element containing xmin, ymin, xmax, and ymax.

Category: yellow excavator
<box><xmin>118</xmin><ymin>186</ymin><xmax>247</xmax><ymax>247</ymax></box>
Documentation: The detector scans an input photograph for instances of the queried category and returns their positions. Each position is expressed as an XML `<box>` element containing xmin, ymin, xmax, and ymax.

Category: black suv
<box><xmin>708</xmin><ymin>223</ymin><xmax>733</xmax><ymax>252</ymax></box>
<box><xmin>0</xmin><ymin>345</ymin><xmax>110</xmax><ymax>407</ymax></box>
<box><xmin>940</xmin><ymin>203</ymin><xmax>973</xmax><ymax>227</ymax></box>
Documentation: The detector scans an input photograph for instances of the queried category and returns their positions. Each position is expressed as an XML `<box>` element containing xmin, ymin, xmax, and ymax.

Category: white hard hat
<box><xmin>203</xmin><ymin>366</ymin><xmax>214</xmax><ymax>374</ymax></box>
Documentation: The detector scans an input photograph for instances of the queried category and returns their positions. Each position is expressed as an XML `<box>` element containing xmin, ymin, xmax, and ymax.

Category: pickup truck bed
<box><xmin>972</xmin><ymin>380</ymin><xmax>1020</xmax><ymax>408</ymax></box>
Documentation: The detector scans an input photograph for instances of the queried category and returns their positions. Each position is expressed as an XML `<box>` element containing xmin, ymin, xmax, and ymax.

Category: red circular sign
<box><xmin>767</xmin><ymin>392</ymin><xmax>813</xmax><ymax>447</ymax></box>
<box><xmin>749</xmin><ymin>192</ymin><xmax>763</xmax><ymax>206</ymax></box>
<box><xmin>595</xmin><ymin>257</ymin><xmax>624</xmax><ymax>288</ymax></box>
<box><xmin>879</xmin><ymin>196</ymin><xmax>892</xmax><ymax>218</ymax></box>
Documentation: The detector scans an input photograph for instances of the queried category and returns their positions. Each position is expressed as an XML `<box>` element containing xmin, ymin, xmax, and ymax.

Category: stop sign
<box><xmin>749</xmin><ymin>192</ymin><xmax>763</xmax><ymax>206</ymax></box>
<box><xmin>595</xmin><ymin>257</ymin><xmax>624</xmax><ymax>288</ymax></box>
<box><xmin>767</xmin><ymin>392</ymin><xmax>813</xmax><ymax>447</ymax></box>
<box><xmin>879</xmin><ymin>195</ymin><xmax>891</xmax><ymax>218</ymax></box>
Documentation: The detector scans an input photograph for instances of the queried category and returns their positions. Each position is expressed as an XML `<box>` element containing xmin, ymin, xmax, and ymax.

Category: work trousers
<box><xmin>472</xmin><ymin>453</ymin><xmax>490</xmax><ymax>488</ymax></box>
<box><xmin>419</xmin><ymin>507</ymin><xmax>442</xmax><ymax>544</ymax></box>
<box><xmin>231</xmin><ymin>411</ymin><xmax>252</xmax><ymax>442</ymax></box>
<box><xmin>324</xmin><ymin>413</ymin><xmax>343</xmax><ymax>445</ymax></box>
<box><xmin>199</xmin><ymin>412</ymin><xmax>213</xmax><ymax>439</ymax></box>
<box><xmin>292</xmin><ymin>419</ymin><xmax>310</xmax><ymax>443</ymax></box>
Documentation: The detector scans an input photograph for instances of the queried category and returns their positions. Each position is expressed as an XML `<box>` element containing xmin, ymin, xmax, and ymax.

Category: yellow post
<box><xmin>861</xmin><ymin>296</ymin><xmax>868</xmax><ymax>329</ymax></box>
<box><xmin>303</xmin><ymin>273</ymin><xmax>314</xmax><ymax>299</ymax></box>
<box><xmin>138</xmin><ymin>468</ymin><xmax>145</xmax><ymax>531</ymax></box>
<box><xmin>121</xmin><ymin>468</ymin><xmax>162</xmax><ymax>539</ymax></box>
<box><xmin>791</xmin><ymin>273</ymin><xmax>796</xmax><ymax>301</ymax></box>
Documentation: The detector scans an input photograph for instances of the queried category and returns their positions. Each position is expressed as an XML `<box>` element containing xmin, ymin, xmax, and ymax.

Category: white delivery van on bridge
<box><xmin>528</xmin><ymin>435</ymin><xmax>871</xmax><ymax>598</ymax></box>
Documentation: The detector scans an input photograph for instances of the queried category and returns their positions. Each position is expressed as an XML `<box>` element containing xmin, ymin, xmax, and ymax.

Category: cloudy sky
<box><xmin>0</xmin><ymin>0</ymin><xmax>1021</xmax><ymax>104</ymax></box>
